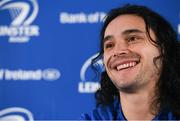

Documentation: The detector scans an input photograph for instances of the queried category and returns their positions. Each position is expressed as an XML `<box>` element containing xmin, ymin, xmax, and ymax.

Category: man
<box><xmin>80</xmin><ymin>4</ymin><xmax>180</xmax><ymax>120</ymax></box>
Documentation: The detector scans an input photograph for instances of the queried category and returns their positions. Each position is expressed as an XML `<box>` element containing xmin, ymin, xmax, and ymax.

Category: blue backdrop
<box><xmin>0</xmin><ymin>0</ymin><xmax>179</xmax><ymax>120</ymax></box>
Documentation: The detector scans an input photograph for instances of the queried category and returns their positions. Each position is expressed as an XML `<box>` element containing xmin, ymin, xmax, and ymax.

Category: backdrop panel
<box><xmin>0</xmin><ymin>0</ymin><xmax>179</xmax><ymax>120</ymax></box>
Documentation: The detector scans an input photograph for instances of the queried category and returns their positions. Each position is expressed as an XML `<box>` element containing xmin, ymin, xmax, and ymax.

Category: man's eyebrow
<box><xmin>103</xmin><ymin>35</ymin><xmax>113</xmax><ymax>43</ymax></box>
<box><xmin>122</xmin><ymin>29</ymin><xmax>145</xmax><ymax>35</ymax></box>
<box><xmin>103</xmin><ymin>29</ymin><xmax>145</xmax><ymax>43</ymax></box>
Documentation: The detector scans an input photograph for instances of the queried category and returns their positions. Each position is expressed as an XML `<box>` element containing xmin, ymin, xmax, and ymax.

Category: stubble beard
<box><xmin>112</xmin><ymin>66</ymin><xmax>159</xmax><ymax>94</ymax></box>
<box><xmin>113</xmin><ymin>73</ymin><xmax>145</xmax><ymax>93</ymax></box>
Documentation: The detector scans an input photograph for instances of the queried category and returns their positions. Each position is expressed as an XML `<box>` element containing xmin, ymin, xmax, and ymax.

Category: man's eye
<box><xmin>126</xmin><ymin>35</ymin><xmax>144</xmax><ymax>43</ymax></box>
<box><xmin>104</xmin><ymin>43</ymin><xmax>114</xmax><ymax>49</ymax></box>
<box><xmin>127</xmin><ymin>36</ymin><xmax>137</xmax><ymax>42</ymax></box>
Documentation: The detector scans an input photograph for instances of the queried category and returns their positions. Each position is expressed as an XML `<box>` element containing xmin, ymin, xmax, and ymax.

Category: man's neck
<box><xmin>119</xmin><ymin>90</ymin><xmax>155</xmax><ymax>120</ymax></box>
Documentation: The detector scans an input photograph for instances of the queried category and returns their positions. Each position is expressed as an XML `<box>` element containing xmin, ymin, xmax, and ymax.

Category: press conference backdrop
<box><xmin>0</xmin><ymin>0</ymin><xmax>179</xmax><ymax>120</ymax></box>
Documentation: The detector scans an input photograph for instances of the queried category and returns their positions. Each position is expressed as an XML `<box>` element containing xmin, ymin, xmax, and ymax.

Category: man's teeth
<box><xmin>116</xmin><ymin>62</ymin><xmax>136</xmax><ymax>71</ymax></box>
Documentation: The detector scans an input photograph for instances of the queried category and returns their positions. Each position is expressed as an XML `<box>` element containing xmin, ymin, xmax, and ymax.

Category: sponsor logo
<box><xmin>60</xmin><ymin>12</ymin><xmax>106</xmax><ymax>24</ymax></box>
<box><xmin>78</xmin><ymin>53</ymin><xmax>104</xmax><ymax>93</ymax></box>
<box><xmin>0</xmin><ymin>0</ymin><xmax>39</xmax><ymax>43</ymax></box>
<box><xmin>0</xmin><ymin>68</ymin><xmax>61</xmax><ymax>81</ymax></box>
<box><xmin>0</xmin><ymin>107</ymin><xmax>34</xmax><ymax>121</ymax></box>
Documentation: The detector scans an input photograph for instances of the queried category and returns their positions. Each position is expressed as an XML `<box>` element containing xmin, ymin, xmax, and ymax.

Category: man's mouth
<box><xmin>108</xmin><ymin>53</ymin><xmax>141</xmax><ymax>72</ymax></box>
<box><xmin>116</xmin><ymin>61</ymin><xmax>138</xmax><ymax>71</ymax></box>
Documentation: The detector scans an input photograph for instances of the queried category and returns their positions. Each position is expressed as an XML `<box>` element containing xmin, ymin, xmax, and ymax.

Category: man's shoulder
<box><xmin>80</xmin><ymin>103</ymin><xmax>117</xmax><ymax>120</ymax></box>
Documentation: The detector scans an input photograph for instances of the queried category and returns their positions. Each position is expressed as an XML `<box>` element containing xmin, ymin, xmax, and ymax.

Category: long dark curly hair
<box><xmin>92</xmin><ymin>4</ymin><xmax>180</xmax><ymax>117</ymax></box>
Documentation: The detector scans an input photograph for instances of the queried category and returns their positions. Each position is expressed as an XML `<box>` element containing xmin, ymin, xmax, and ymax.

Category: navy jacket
<box><xmin>80</xmin><ymin>98</ymin><xmax>178</xmax><ymax>120</ymax></box>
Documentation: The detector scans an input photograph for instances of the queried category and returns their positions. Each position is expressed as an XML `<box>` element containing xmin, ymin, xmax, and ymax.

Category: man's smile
<box><xmin>107</xmin><ymin>53</ymin><xmax>141</xmax><ymax>72</ymax></box>
<box><xmin>116</xmin><ymin>61</ymin><xmax>138</xmax><ymax>71</ymax></box>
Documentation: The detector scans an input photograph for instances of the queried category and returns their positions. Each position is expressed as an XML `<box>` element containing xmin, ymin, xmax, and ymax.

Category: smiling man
<box><xmin>80</xmin><ymin>4</ymin><xmax>180</xmax><ymax>120</ymax></box>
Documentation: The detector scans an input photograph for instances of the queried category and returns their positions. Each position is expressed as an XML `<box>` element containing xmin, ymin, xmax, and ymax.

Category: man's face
<box><xmin>103</xmin><ymin>15</ymin><xmax>162</xmax><ymax>92</ymax></box>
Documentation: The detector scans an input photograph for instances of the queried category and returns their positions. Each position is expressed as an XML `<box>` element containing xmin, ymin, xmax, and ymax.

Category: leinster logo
<box><xmin>78</xmin><ymin>53</ymin><xmax>104</xmax><ymax>93</ymax></box>
<box><xmin>0</xmin><ymin>0</ymin><xmax>39</xmax><ymax>43</ymax></box>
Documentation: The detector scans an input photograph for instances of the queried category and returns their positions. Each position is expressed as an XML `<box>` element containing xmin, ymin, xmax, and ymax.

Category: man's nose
<box><xmin>113</xmin><ymin>42</ymin><xmax>130</xmax><ymax>57</ymax></box>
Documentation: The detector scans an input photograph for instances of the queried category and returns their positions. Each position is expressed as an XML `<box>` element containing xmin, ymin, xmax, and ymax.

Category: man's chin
<box><xmin>116</xmin><ymin>82</ymin><xmax>139</xmax><ymax>93</ymax></box>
